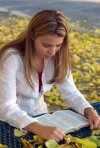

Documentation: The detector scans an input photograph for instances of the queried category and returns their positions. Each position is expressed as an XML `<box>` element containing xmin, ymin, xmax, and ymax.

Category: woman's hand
<box><xmin>84</xmin><ymin>108</ymin><xmax>100</xmax><ymax>130</ymax></box>
<box><xmin>24</xmin><ymin>122</ymin><xmax>66</xmax><ymax>142</ymax></box>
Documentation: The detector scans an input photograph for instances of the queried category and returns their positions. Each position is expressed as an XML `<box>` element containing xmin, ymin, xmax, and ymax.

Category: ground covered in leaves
<box><xmin>0</xmin><ymin>16</ymin><xmax>99</xmax><ymax>111</ymax></box>
<box><xmin>14</xmin><ymin>129</ymin><xmax>100</xmax><ymax>148</ymax></box>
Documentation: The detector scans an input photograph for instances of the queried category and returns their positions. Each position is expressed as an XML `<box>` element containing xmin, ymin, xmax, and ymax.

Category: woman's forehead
<box><xmin>35</xmin><ymin>34</ymin><xmax>64</xmax><ymax>43</ymax></box>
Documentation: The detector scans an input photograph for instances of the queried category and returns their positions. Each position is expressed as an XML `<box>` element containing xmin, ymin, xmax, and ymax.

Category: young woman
<box><xmin>0</xmin><ymin>9</ymin><xmax>100</xmax><ymax>142</ymax></box>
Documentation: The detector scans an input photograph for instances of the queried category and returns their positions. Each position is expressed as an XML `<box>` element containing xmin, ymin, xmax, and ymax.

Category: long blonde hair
<box><xmin>0</xmin><ymin>9</ymin><xmax>73</xmax><ymax>89</ymax></box>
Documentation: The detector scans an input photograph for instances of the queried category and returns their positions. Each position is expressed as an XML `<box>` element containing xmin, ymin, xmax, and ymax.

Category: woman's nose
<box><xmin>48</xmin><ymin>47</ymin><xmax>56</xmax><ymax>56</ymax></box>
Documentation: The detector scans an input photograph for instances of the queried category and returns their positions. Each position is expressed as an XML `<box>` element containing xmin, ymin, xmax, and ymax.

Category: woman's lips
<box><xmin>45</xmin><ymin>54</ymin><xmax>54</xmax><ymax>57</ymax></box>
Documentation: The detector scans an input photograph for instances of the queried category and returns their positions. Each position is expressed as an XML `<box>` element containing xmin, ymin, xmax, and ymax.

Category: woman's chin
<box><xmin>44</xmin><ymin>54</ymin><xmax>54</xmax><ymax>58</ymax></box>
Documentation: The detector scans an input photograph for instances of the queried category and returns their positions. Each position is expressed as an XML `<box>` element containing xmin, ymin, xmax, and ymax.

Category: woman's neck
<box><xmin>33</xmin><ymin>57</ymin><xmax>44</xmax><ymax>73</ymax></box>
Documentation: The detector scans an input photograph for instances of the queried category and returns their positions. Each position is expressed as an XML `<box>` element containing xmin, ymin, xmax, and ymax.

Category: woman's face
<box><xmin>33</xmin><ymin>34</ymin><xmax>64</xmax><ymax>59</ymax></box>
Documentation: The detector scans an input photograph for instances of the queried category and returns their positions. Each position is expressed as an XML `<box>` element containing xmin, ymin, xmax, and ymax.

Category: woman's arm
<box><xmin>55</xmin><ymin>72</ymin><xmax>92</xmax><ymax>115</ymax></box>
<box><xmin>0</xmin><ymin>54</ymin><xmax>36</xmax><ymax>129</ymax></box>
<box><xmin>56</xmin><ymin>72</ymin><xmax>100</xmax><ymax>129</ymax></box>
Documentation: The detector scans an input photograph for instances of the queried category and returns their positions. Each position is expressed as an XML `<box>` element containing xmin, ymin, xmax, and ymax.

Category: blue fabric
<box><xmin>0</xmin><ymin>102</ymin><xmax>100</xmax><ymax>148</ymax></box>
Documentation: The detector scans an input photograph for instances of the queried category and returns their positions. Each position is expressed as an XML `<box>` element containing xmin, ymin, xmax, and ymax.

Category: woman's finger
<box><xmin>51</xmin><ymin>134</ymin><xmax>61</xmax><ymax>142</ymax></box>
<box><xmin>56</xmin><ymin>128</ymin><xmax>66</xmax><ymax>137</ymax></box>
<box><xmin>88</xmin><ymin>118</ymin><xmax>93</xmax><ymax>129</ymax></box>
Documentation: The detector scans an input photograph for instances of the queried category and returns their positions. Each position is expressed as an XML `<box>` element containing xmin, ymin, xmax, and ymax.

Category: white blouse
<box><xmin>0</xmin><ymin>51</ymin><xmax>92</xmax><ymax>129</ymax></box>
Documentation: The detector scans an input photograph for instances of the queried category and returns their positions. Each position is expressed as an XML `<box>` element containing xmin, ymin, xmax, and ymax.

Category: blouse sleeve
<box><xmin>0</xmin><ymin>54</ymin><xmax>37</xmax><ymax>130</ymax></box>
<box><xmin>55</xmin><ymin>72</ymin><xmax>93</xmax><ymax>115</ymax></box>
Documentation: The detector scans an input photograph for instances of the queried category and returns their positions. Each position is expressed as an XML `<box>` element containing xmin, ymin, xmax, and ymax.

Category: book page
<box><xmin>52</xmin><ymin>110</ymin><xmax>89</xmax><ymax>130</ymax></box>
<box><xmin>35</xmin><ymin>113</ymin><xmax>75</xmax><ymax>132</ymax></box>
<box><xmin>36</xmin><ymin>114</ymin><xmax>57</xmax><ymax>126</ymax></box>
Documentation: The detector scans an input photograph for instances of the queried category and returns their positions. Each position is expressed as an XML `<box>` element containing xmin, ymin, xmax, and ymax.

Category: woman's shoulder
<box><xmin>3</xmin><ymin>48</ymin><xmax>24</xmax><ymax>69</ymax></box>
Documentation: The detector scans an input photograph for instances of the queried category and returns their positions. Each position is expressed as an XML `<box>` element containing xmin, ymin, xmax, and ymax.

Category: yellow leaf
<box><xmin>75</xmin><ymin>138</ymin><xmax>96</xmax><ymax>148</ymax></box>
<box><xmin>20</xmin><ymin>138</ymin><xmax>33</xmax><ymax>148</ymax></box>
<box><xmin>14</xmin><ymin>128</ymin><xmax>26</xmax><ymax>137</ymax></box>
<box><xmin>0</xmin><ymin>144</ymin><xmax>8</xmax><ymax>148</ymax></box>
<box><xmin>45</xmin><ymin>139</ymin><xmax>59</xmax><ymax>148</ymax></box>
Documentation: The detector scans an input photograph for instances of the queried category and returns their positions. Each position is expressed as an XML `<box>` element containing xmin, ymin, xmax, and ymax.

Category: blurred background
<box><xmin>0</xmin><ymin>0</ymin><xmax>100</xmax><ymax>111</ymax></box>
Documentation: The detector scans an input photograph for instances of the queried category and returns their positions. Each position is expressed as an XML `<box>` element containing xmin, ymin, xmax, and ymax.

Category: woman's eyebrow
<box><xmin>43</xmin><ymin>42</ymin><xmax>63</xmax><ymax>46</ymax></box>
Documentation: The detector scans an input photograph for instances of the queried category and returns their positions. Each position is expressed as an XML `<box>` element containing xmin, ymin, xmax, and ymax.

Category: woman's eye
<box><xmin>43</xmin><ymin>44</ymin><xmax>49</xmax><ymax>48</ymax></box>
<box><xmin>57</xmin><ymin>44</ymin><xmax>62</xmax><ymax>48</ymax></box>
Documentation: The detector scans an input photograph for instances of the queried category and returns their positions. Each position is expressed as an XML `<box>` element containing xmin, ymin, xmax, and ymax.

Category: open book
<box><xmin>35</xmin><ymin>110</ymin><xmax>89</xmax><ymax>133</ymax></box>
